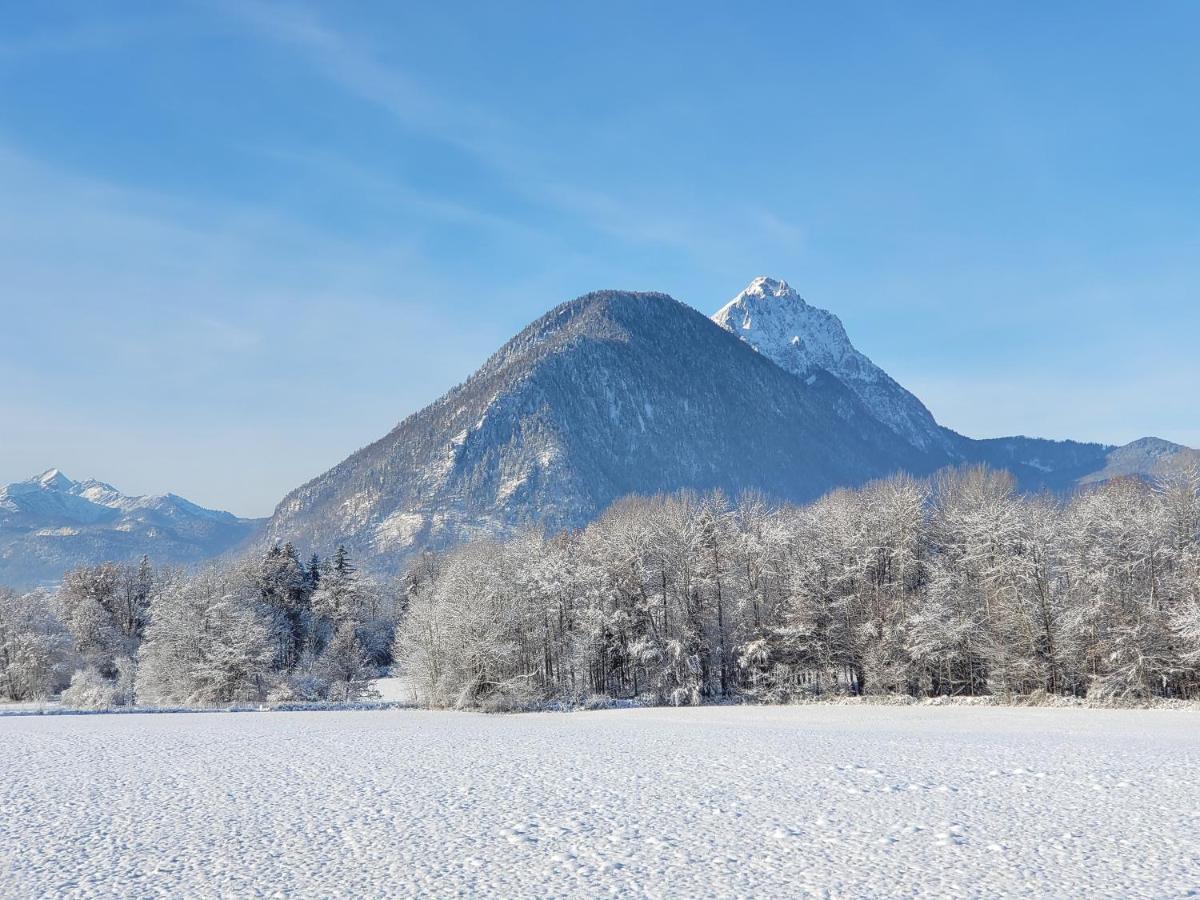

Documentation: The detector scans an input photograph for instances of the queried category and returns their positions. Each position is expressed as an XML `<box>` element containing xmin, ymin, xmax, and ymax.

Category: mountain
<box><xmin>1077</xmin><ymin>437</ymin><xmax>1200</xmax><ymax>486</ymax></box>
<box><xmin>264</xmin><ymin>289</ymin><xmax>959</xmax><ymax>571</ymax></box>
<box><xmin>20</xmin><ymin>278</ymin><xmax>1189</xmax><ymax>583</ymax></box>
<box><xmin>264</xmin><ymin>277</ymin><xmax>1196</xmax><ymax>573</ymax></box>
<box><xmin>0</xmin><ymin>470</ymin><xmax>262</xmax><ymax>589</ymax></box>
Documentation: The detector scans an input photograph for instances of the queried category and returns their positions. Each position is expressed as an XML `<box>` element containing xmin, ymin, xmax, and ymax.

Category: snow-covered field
<box><xmin>1</xmin><ymin>707</ymin><xmax>1197</xmax><ymax>898</ymax></box>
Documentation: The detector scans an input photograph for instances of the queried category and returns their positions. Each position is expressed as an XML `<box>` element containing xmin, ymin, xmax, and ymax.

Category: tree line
<box><xmin>2</xmin><ymin>463</ymin><xmax>1198</xmax><ymax>710</ymax></box>
<box><xmin>396</xmin><ymin>464</ymin><xmax>1200</xmax><ymax>709</ymax></box>
<box><xmin>0</xmin><ymin>545</ymin><xmax>402</xmax><ymax>707</ymax></box>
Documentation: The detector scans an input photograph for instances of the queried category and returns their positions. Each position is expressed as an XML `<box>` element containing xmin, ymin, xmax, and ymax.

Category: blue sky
<box><xmin>2</xmin><ymin>2</ymin><xmax>1198</xmax><ymax>515</ymax></box>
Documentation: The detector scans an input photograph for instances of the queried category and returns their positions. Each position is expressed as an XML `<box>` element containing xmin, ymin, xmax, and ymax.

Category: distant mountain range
<box><xmin>6</xmin><ymin>277</ymin><xmax>1195</xmax><ymax>586</ymax></box>
<box><xmin>0</xmin><ymin>469</ymin><xmax>260</xmax><ymax>588</ymax></box>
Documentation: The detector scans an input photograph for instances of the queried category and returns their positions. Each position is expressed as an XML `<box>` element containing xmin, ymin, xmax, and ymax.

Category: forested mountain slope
<box><xmin>264</xmin><ymin>289</ymin><xmax>955</xmax><ymax>571</ymax></box>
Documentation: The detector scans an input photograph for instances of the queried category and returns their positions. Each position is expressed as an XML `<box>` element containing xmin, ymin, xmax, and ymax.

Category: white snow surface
<box><xmin>2</xmin><ymin>705</ymin><xmax>1197</xmax><ymax>898</ymax></box>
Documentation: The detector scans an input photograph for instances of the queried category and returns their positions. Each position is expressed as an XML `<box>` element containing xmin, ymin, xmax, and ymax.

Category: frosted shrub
<box><xmin>267</xmin><ymin>673</ymin><xmax>331</xmax><ymax>703</ymax></box>
<box><xmin>61</xmin><ymin>667</ymin><xmax>120</xmax><ymax>710</ymax></box>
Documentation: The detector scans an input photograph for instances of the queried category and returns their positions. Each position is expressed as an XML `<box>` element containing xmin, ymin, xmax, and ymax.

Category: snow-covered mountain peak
<box><xmin>716</xmin><ymin>277</ymin><xmax>815</xmax><ymax>325</ymax></box>
<box><xmin>741</xmin><ymin>275</ymin><xmax>799</xmax><ymax>301</ymax></box>
<box><xmin>713</xmin><ymin>277</ymin><xmax>865</xmax><ymax>382</ymax></box>
<box><xmin>753</xmin><ymin>275</ymin><xmax>786</xmax><ymax>289</ymax></box>
<box><xmin>713</xmin><ymin>277</ymin><xmax>951</xmax><ymax>451</ymax></box>
<box><xmin>35</xmin><ymin>468</ymin><xmax>75</xmax><ymax>491</ymax></box>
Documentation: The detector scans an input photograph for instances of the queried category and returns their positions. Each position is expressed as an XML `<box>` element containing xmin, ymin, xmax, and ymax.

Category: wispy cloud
<box><xmin>0</xmin><ymin>19</ymin><xmax>148</xmax><ymax>61</ymax></box>
<box><xmin>0</xmin><ymin>141</ymin><xmax>515</xmax><ymax>511</ymax></box>
<box><xmin>241</xmin><ymin>144</ymin><xmax>553</xmax><ymax>247</ymax></box>
<box><xmin>0</xmin><ymin>142</ymin><xmax>420</xmax><ymax>322</ymax></box>
<box><xmin>219</xmin><ymin>1</ymin><xmax>809</xmax><ymax>269</ymax></box>
<box><xmin>225</xmin><ymin>1</ymin><xmax>507</xmax><ymax>155</ymax></box>
<box><xmin>747</xmin><ymin>208</ymin><xmax>807</xmax><ymax>252</ymax></box>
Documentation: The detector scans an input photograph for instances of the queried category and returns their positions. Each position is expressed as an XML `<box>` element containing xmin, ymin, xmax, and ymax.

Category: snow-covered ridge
<box><xmin>0</xmin><ymin>469</ymin><xmax>241</xmax><ymax>524</ymax></box>
<box><xmin>710</xmin><ymin>278</ymin><xmax>1197</xmax><ymax>482</ymax></box>
<box><xmin>0</xmin><ymin>469</ymin><xmax>261</xmax><ymax>589</ymax></box>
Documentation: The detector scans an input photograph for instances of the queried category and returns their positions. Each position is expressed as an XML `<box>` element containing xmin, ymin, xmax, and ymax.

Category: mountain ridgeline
<box><xmin>263</xmin><ymin>277</ymin><xmax>1197</xmax><ymax>574</ymax></box>
<box><xmin>6</xmin><ymin>277</ymin><xmax>1192</xmax><ymax>586</ymax></box>
<box><xmin>0</xmin><ymin>470</ymin><xmax>261</xmax><ymax>589</ymax></box>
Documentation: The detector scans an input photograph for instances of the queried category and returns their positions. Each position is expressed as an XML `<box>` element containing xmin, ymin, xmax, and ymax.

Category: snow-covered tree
<box><xmin>56</xmin><ymin>563</ymin><xmax>124</xmax><ymax>676</ymax></box>
<box><xmin>0</xmin><ymin>588</ymin><xmax>76</xmax><ymax>701</ymax></box>
<box><xmin>319</xmin><ymin>621</ymin><xmax>377</xmax><ymax>702</ymax></box>
<box><xmin>136</xmin><ymin>567</ymin><xmax>274</xmax><ymax>706</ymax></box>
